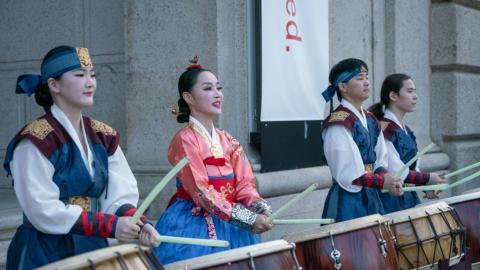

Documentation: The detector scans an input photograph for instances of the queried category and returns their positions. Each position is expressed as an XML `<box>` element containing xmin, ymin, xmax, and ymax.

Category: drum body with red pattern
<box><xmin>283</xmin><ymin>214</ymin><xmax>399</xmax><ymax>270</ymax></box>
<box><xmin>442</xmin><ymin>191</ymin><xmax>480</xmax><ymax>265</ymax></box>
<box><xmin>164</xmin><ymin>240</ymin><xmax>301</xmax><ymax>270</ymax></box>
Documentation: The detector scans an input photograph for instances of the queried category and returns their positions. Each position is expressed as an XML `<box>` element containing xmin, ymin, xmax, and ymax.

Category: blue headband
<box><xmin>15</xmin><ymin>47</ymin><xmax>93</xmax><ymax>96</ymax></box>
<box><xmin>322</xmin><ymin>66</ymin><xmax>362</xmax><ymax>102</ymax></box>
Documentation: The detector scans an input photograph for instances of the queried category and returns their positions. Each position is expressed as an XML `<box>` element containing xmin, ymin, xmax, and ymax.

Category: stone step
<box><xmin>0</xmin><ymin>240</ymin><xmax>9</xmax><ymax>270</ymax></box>
<box><xmin>0</xmin><ymin>188</ymin><xmax>22</xmax><ymax>269</ymax></box>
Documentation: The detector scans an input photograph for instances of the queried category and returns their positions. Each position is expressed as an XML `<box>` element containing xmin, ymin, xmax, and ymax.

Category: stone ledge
<box><xmin>255</xmin><ymin>166</ymin><xmax>331</xmax><ymax>198</ymax></box>
<box><xmin>0</xmin><ymin>208</ymin><xmax>22</xmax><ymax>241</ymax></box>
<box><xmin>0</xmin><ymin>240</ymin><xmax>8</xmax><ymax>270</ymax></box>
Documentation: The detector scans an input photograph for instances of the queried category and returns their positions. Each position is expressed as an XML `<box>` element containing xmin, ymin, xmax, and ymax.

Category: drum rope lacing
<box><xmin>449</xmin><ymin>207</ymin><xmax>467</xmax><ymax>260</ymax></box>
<box><xmin>329</xmin><ymin>231</ymin><xmax>342</xmax><ymax>269</ymax></box>
<box><xmin>87</xmin><ymin>258</ymin><xmax>97</xmax><ymax>270</ymax></box>
<box><xmin>376</xmin><ymin>221</ymin><xmax>388</xmax><ymax>258</ymax></box>
<box><xmin>248</xmin><ymin>251</ymin><xmax>257</xmax><ymax>270</ymax></box>
<box><xmin>137</xmin><ymin>246</ymin><xmax>165</xmax><ymax>270</ymax></box>
<box><xmin>289</xmin><ymin>242</ymin><xmax>303</xmax><ymax>270</ymax></box>
<box><xmin>115</xmin><ymin>251</ymin><xmax>129</xmax><ymax>270</ymax></box>
<box><xmin>391</xmin><ymin>207</ymin><xmax>465</xmax><ymax>269</ymax></box>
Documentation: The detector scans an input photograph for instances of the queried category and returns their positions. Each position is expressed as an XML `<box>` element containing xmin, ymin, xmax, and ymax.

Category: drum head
<box><xmin>384</xmin><ymin>201</ymin><xmax>451</xmax><ymax>222</ymax></box>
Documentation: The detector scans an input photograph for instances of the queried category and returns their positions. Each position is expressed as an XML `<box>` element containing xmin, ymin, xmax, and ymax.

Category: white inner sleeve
<box><xmin>100</xmin><ymin>146</ymin><xmax>139</xmax><ymax>214</ymax></box>
<box><xmin>385</xmin><ymin>140</ymin><xmax>410</xmax><ymax>182</ymax></box>
<box><xmin>10</xmin><ymin>140</ymin><xmax>82</xmax><ymax>234</ymax></box>
<box><xmin>322</xmin><ymin>125</ymin><xmax>364</xmax><ymax>192</ymax></box>
<box><xmin>373</xmin><ymin>132</ymin><xmax>389</xmax><ymax>171</ymax></box>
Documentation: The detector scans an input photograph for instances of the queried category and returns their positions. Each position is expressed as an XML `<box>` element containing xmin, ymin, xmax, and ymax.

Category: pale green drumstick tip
<box><xmin>131</xmin><ymin>156</ymin><xmax>190</xmax><ymax>224</ymax></box>
<box><xmin>155</xmin><ymin>235</ymin><xmax>230</xmax><ymax>247</ymax></box>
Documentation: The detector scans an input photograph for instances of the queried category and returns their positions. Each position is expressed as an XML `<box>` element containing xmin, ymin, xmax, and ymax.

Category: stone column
<box><xmin>431</xmin><ymin>1</ymin><xmax>480</xmax><ymax>194</ymax></box>
<box><xmin>124</xmin><ymin>0</ymin><xmax>219</xmax><ymax>217</ymax></box>
<box><xmin>385</xmin><ymin>0</ymin><xmax>432</xmax><ymax>148</ymax></box>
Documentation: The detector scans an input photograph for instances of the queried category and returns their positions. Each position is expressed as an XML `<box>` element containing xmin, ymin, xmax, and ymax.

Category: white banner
<box><xmin>261</xmin><ymin>0</ymin><xmax>329</xmax><ymax>121</ymax></box>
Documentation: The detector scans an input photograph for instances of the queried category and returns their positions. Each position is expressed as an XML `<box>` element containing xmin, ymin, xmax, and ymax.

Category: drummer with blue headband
<box><xmin>320</xmin><ymin>58</ymin><xmax>403</xmax><ymax>222</ymax></box>
<box><xmin>4</xmin><ymin>45</ymin><xmax>160</xmax><ymax>269</ymax></box>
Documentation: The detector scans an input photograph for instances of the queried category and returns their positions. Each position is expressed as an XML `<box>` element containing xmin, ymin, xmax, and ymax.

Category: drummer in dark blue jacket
<box><xmin>369</xmin><ymin>73</ymin><xmax>446</xmax><ymax>213</ymax></box>
<box><xmin>320</xmin><ymin>58</ymin><xmax>403</xmax><ymax>222</ymax></box>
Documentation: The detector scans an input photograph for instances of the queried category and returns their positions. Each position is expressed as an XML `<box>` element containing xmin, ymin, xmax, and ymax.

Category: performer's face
<box><xmin>341</xmin><ymin>71</ymin><xmax>370</xmax><ymax>102</ymax></box>
<box><xmin>184</xmin><ymin>71</ymin><xmax>223</xmax><ymax>119</ymax></box>
<box><xmin>392</xmin><ymin>79</ymin><xmax>417</xmax><ymax>112</ymax></box>
<box><xmin>49</xmin><ymin>67</ymin><xmax>96</xmax><ymax>109</ymax></box>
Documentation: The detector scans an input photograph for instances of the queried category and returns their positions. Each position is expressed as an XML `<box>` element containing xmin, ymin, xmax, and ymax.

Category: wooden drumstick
<box><xmin>266</xmin><ymin>183</ymin><xmax>318</xmax><ymax>223</ymax></box>
<box><xmin>272</xmin><ymin>218</ymin><xmax>334</xmax><ymax>225</ymax></box>
<box><xmin>131</xmin><ymin>157</ymin><xmax>190</xmax><ymax>224</ymax></box>
<box><xmin>156</xmin><ymin>235</ymin><xmax>229</xmax><ymax>247</ymax></box>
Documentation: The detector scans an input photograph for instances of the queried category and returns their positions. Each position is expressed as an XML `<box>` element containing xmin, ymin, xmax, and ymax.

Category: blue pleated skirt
<box><xmin>321</xmin><ymin>182</ymin><xmax>385</xmax><ymax>222</ymax></box>
<box><xmin>379</xmin><ymin>191</ymin><xmax>421</xmax><ymax>214</ymax></box>
<box><xmin>7</xmin><ymin>224</ymin><xmax>107</xmax><ymax>270</ymax></box>
<box><xmin>154</xmin><ymin>198</ymin><xmax>260</xmax><ymax>264</ymax></box>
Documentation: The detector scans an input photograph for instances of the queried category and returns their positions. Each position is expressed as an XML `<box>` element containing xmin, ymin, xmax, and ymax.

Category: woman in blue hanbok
<box><xmin>4</xmin><ymin>46</ymin><xmax>159</xmax><ymax>269</ymax></box>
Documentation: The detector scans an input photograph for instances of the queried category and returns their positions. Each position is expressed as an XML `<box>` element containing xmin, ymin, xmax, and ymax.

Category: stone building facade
<box><xmin>0</xmin><ymin>0</ymin><xmax>478</xmax><ymax>242</ymax></box>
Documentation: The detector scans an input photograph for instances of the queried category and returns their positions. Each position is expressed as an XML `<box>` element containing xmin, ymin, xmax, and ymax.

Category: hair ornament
<box><xmin>186</xmin><ymin>55</ymin><xmax>203</xmax><ymax>70</ymax></box>
<box><xmin>169</xmin><ymin>105</ymin><xmax>183</xmax><ymax>117</ymax></box>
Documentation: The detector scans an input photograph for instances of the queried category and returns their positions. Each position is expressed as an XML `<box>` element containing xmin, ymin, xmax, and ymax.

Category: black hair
<box><xmin>328</xmin><ymin>58</ymin><xmax>368</xmax><ymax>102</ymax></box>
<box><xmin>176</xmin><ymin>67</ymin><xmax>210</xmax><ymax>123</ymax></box>
<box><xmin>368</xmin><ymin>73</ymin><xmax>411</xmax><ymax>119</ymax></box>
<box><xmin>34</xmin><ymin>45</ymin><xmax>76</xmax><ymax>108</ymax></box>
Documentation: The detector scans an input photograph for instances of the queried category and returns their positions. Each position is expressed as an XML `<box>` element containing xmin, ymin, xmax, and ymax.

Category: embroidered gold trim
<box><xmin>380</xmin><ymin>121</ymin><xmax>390</xmax><ymax>131</ymax></box>
<box><xmin>20</xmin><ymin>119</ymin><xmax>54</xmax><ymax>140</ymax></box>
<box><xmin>220</xmin><ymin>182</ymin><xmax>235</xmax><ymax>197</ymax></box>
<box><xmin>69</xmin><ymin>196</ymin><xmax>91</xmax><ymax>211</ymax></box>
<box><xmin>91</xmin><ymin>119</ymin><xmax>116</xmax><ymax>136</ymax></box>
<box><xmin>76</xmin><ymin>47</ymin><xmax>93</xmax><ymax>68</ymax></box>
<box><xmin>328</xmin><ymin>111</ymin><xmax>350</xmax><ymax>122</ymax></box>
<box><xmin>191</xmin><ymin>122</ymin><xmax>224</xmax><ymax>158</ymax></box>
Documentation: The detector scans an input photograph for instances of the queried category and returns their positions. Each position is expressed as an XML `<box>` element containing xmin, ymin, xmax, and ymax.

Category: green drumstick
<box><xmin>156</xmin><ymin>235</ymin><xmax>229</xmax><ymax>247</ymax></box>
<box><xmin>131</xmin><ymin>157</ymin><xmax>190</xmax><ymax>224</ymax></box>
<box><xmin>394</xmin><ymin>143</ymin><xmax>435</xmax><ymax>178</ymax></box>
<box><xmin>445</xmin><ymin>161</ymin><xmax>480</xmax><ymax>179</ymax></box>
<box><xmin>272</xmin><ymin>218</ymin><xmax>334</xmax><ymax>225</ymax></box>
<box><xmin>401</xmin><ymin>183</ymin><xmax>449</xmax><ymax>192</ymax></box>
<box><xmin>448</xmin><ymin>170</ymin><xmax>480</xmax><ymax>189</ymax></box>
<box><xmin>381</xmin><ymin>143</ymin><xmax>435</xmax><ymax>193</ymax></box>
<box><xmin>266</xmin><ymin>183</ymin><xmax>318</xmax><ymax>223</ymax></box>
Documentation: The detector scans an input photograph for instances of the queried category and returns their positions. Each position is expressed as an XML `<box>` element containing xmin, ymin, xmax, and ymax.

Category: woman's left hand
<box><xmin>139</xmin><ymin>223</ymin><xmax>161</xmax><ymax>247</ymax></box>
<box><xmin>261</xmin><ymin>210</ymin><xmax>272</xmax><ymax>217</ymax></box>
<box><xmin>423</xmin><ymin>190</ymin><xmax>441</xmax><ymax>199</ymax></box>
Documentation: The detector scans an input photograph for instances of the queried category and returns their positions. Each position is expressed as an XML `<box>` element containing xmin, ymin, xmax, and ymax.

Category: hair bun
<box><xmin>186</xmin><ymin>55</ymin><xmax>203</xmax><ymax>70</ymax></box>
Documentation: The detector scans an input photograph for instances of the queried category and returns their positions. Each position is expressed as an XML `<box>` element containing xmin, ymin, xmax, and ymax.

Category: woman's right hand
<box><xmin>251</xmin><ymin>214</ymin><xmax>273</xmax><ymax>234</ymax></box>
<box><xmin>115</xmin><ymin>216</ymin><xmax>141</xmax><ymax>242</ymax></box>
<box><xmin>428</xmin><ymin>172</ymin><xmax>446</xmax><ymax>185</ymax></box>
<box><xmin>383</xmin><ymin>173</ymin><xmax>403</xmax><ymax>196</ymax></box>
